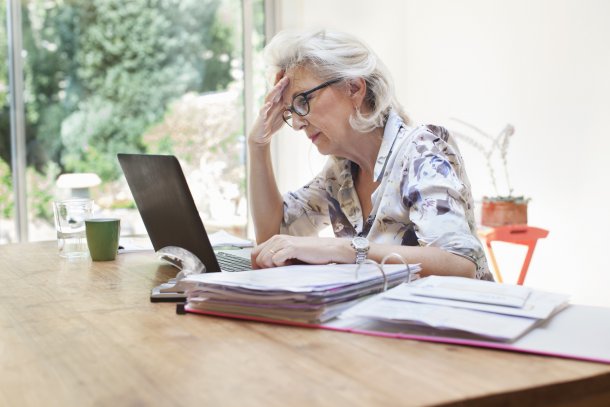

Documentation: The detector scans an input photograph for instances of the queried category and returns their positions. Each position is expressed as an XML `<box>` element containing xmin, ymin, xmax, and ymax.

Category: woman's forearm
<box><xmin>248</xmin><ymin>143</ymin><xmax>284</xmax><ymax>243</ymax></box>
<box><xmin>367</xmin><ymin>243</ymin><xmax>477</xmax><ymax>278</ymax></box>
<box><xmin>251</xmin><ymin>235</ymin><xmax>477</xmax><ymax>278</ymax></box>
<box><xmin>246</xmin><ymin>74</ymin><xmax>290</xmax><ymax>243</ymax></box>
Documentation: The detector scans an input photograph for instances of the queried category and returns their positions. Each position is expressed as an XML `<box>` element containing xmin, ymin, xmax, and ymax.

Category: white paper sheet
<box><xmin>383</xmin><ymin>284</ymin><xmax>569</xmax><ymax>319</ymax></box>
<box><xmin>118</xmin><ymin>230</ymin><xmax>253</xmax><ymax>254</ymax></box>
<box><xmin>208</xmin><ymin>230</ymin><xmax>254</xmax><ymax>248</ymax></box>
<box><xmin>406</xmin><ymin>275</ymin><xmax>532</xmax><ymax>307</ymax></box>
<box><xmin>118</xmin><ymin>237</ymin><xmax>154</xmax><ymax>253</ymax></box>
<box><xmin>342</xmin><ymin>295</ymin><xmax>538</xmax><ymax>341</ymax></box>
<box><xmin>183</xmin><ymin>263</ymin><xmax>420</xmax><ymax>292</ymax></box>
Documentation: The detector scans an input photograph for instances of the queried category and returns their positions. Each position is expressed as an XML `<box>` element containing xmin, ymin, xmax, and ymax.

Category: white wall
<box><xmin>273</xmin><ymin>0</ymin><xmax>610</xmax><ymax>305</ymax></box>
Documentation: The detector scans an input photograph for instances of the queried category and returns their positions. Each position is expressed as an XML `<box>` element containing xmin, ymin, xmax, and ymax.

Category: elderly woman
<box><xmin>248</xmin><ymin>29</ymin><xmax>492</xmax><ymax>280</ymax></box>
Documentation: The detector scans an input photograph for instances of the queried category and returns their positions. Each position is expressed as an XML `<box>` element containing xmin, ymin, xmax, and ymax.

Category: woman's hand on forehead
<box><xmin>274</xmin><ymin>69</ymin><xmax>285</xmax><ymax>85</ymax></box>
<box><xmin>247</xmin><ymin>70</ymin><xmax>291</xmax><ymax>146</ymax></box>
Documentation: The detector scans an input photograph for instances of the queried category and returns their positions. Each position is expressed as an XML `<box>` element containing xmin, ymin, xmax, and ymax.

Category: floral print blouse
<box><xmin>280</xmin><ymin>110</ymin><xmax>492</xmax><ymax>280</ymax></box>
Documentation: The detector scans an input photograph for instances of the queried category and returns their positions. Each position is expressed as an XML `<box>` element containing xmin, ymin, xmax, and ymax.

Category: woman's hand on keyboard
<box><xmin>250</xmin><ymin>235</ymin><xmax>354</xmax><ymax>269</ymax></box>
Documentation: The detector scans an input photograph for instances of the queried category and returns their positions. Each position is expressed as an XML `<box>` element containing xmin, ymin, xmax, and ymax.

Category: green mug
<box><xmin>85</xmin><ymin>218</ymin><xmax>120</xmax><ymax>261</ymax></box>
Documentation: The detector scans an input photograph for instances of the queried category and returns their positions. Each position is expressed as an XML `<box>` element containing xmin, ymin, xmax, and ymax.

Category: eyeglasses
<box><xmin>282</xmin><ymin>78</ymin><xmax>342</xmax><ymax>128</ymax></box>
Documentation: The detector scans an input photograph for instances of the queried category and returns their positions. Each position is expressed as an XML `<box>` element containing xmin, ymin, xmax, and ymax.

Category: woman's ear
<box><xmin>347</xmin><ymin>77</ymin><xmax>367</xmax><ymax>109</ymax></box>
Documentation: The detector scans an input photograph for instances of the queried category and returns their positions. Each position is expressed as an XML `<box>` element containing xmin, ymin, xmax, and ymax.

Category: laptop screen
<box><xmin>117</xmin><ymin>153</ymin><xmax>222</xmax><ymax>272</ymax></box>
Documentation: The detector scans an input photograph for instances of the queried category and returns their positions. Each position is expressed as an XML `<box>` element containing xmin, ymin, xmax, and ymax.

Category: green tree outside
<box><xmin>1</xmin><ymin>0</ymin><xmax>240</xmax><ymax>224</ymax></box>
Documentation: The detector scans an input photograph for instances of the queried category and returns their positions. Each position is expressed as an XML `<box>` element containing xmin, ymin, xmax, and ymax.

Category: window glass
<box><xmin>0</xmin><ymin>0</ymin><xmax>16</xmax><ymax>243</ymax></box>
<box><xmin>0</xmin><ymin>0</ymin><xmax>264</xmax><ymax>243</ymax></box>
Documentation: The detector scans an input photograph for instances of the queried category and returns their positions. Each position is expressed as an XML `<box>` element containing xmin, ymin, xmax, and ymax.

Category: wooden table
<box><xmin>1</xmin><ymin>241</ymin><xmax>609</xmax><ymax>406</ymax></box>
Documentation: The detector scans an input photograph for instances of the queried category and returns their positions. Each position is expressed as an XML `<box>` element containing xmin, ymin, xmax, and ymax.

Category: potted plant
<box><xmin>450</xmin><ymin>119</ymin><xmax>529</xmax><ymax>227</ymax></box>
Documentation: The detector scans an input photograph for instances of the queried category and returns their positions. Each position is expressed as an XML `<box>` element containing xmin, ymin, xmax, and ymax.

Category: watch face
<box><xmin>352</xmin><ymin>237</ymin><xmax>369</xmax><ymax>249</ymax></box>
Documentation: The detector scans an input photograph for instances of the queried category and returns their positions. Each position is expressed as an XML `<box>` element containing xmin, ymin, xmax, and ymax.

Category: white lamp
<box><xmin>56</xmin><ymin>173</ymin><xmax>102</xmax><ymax>198</ymax></box>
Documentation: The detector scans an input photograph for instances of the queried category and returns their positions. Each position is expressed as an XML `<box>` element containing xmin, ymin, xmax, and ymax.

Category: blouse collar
<box><xmin>373</xmin><ymin>110</ymin><xmax>405</xmax><ymax>182</ymax></box>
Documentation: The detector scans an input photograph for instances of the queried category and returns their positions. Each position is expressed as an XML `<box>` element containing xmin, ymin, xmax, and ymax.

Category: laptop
<box><xmin>117</xmin><ymin>153</ymin><xmax>252</xmax><ymax>273</ymax></box>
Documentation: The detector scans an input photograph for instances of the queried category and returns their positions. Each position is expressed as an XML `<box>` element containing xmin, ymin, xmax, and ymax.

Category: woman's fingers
<box><xmin>257</xmin><ymin>245</ymin><xmax>288</xmax><ymax>268</ymax></box>
<box><xmin>271</xmin><ymin>77</ymin><xmax>289</xmax><ymax>103</ymax></box>
<box><xmin>249</xmin><ymin>76</ymin><xmax>289</xmax><ymax>145</ymax></box>
<box><xmin>261</xmin><ymin>102</ymin><xmax>272</xmax><ymax>119</ymax></box>
<box><xmin>251</xmin><ymin>236</ymin><xmax>293</xmax><ymax>268</ymax></box>
<box><xmin>248</xmin><ymin>71</ymin><xmax>290</xmax><ymax>146</ymax></box>
<box><xmin>264</xmin><ymin>76</ymin><xmax>289</xmax><ymax>105</ymax></box>
<box><xmin>274</xmin><ymin>69</ymin><xmax>285</xmax><ymax>85</ymax></box>
<box><xmin>260</xmin><ymin>247</ymin><xmax>285</xmax><ymax>268</ymax></box>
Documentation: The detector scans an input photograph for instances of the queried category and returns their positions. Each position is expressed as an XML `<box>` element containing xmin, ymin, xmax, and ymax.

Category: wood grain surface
<box><xmin>1</xmin><ymin>241</ymin><xmax>609</xmax><ymax>406</ymax></box>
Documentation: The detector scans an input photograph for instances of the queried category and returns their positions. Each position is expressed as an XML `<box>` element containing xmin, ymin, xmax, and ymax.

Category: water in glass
<box><xmin>53</xmin><ymin>199</ymin><xmax>94</xmax><ymax>258</ymax></box>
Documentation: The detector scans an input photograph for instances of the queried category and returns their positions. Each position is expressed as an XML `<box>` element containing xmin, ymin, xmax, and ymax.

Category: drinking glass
<box><xmin>52</xmin><ymin>199</ymin><xmax>94</xmax><ymax>258</ymax></box>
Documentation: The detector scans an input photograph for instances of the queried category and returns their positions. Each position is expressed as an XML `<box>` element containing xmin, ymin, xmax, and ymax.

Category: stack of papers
<box><xmin>119</xmin><ymin>230</ymin><xmax>253</xmax><ymax>253</ymax></box>
<box><xmin>182</xmin><ymin>263</ymin><xmax>421</xmax><ymax>323</ymax></box>
<box><xmin>342</xmin><ymin>276</ymin><xmax>569</xmax><ymax>342</ymax></box>
<box><xmin>208</xmin><ymin>230</ymin><xmax>254</xmax><ymax>248</ymax></box>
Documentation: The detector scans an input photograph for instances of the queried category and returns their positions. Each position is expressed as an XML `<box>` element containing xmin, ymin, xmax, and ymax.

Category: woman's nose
<box><xmin>292</xmin><ymin>114</ymin><xmax>308</xmax><ymax>130</ymax></box>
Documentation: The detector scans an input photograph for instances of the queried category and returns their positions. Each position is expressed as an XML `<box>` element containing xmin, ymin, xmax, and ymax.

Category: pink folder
<box><xmin>185</xmin><ymin>303</ymin><xmax>610</xmax><ymax>365</ymax></box>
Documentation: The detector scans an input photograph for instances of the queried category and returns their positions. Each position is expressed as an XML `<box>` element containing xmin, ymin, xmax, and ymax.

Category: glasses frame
<box><xmin>282</xmin><ymin>78</ymin><xmax>342</xmax><ymax>127</ymax></box>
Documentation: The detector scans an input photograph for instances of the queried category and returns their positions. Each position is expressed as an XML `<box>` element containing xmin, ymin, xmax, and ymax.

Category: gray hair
<box><xmin>264</xmin><ymin>29</ymin><xmax>410</xmax><ymax>132</ymax></box>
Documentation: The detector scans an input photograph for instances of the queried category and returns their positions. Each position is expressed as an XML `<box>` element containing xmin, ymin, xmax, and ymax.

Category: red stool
<box><xmin>478</xmin><ymin>225</ymin><xmax>549</xmax><ymax>285</ymax></box>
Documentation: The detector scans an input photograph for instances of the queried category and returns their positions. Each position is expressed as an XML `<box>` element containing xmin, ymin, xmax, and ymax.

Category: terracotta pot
<box><xmin>481</xmin><ymin>198</ymin><xmax>528</xmax><ymax>227</ymax></box>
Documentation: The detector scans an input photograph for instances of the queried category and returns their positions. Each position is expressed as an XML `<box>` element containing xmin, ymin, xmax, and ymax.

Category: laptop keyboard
<box><xmin>216</xmin><ymin>251</ymin><xmax>252</xmax><ymax>272</ymax></box>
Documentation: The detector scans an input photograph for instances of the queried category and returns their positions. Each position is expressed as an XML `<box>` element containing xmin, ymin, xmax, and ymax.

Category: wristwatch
<box><xmin>351</xmin><ymin>236</ymin><xmax>370</xmax><ymax>264</ymax></box>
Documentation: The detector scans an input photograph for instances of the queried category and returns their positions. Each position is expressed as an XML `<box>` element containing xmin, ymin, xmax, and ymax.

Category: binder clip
<box><xmin>354</xmin><ymin>252</ymin><xmax>419</xmax><ymax>292</ymax></box>
<box><xmin>380</xmin><ymin>252</ymin><xmax>419</xmax><ymax>284</ymax></box>
<box><xmin>150</xmin><ymin>246</ymin><xmax>206</xmax><ymax>303</ymax></box>
<box><xmin>354</xmin><ymin>259</ymin><xmax>387</xmax><ymax>291</ymax></box>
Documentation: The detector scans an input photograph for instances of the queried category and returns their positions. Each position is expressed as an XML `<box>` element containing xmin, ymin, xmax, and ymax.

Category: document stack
<box><xmin>181</xmin><ymin>269</ymin><xmax>610</xmax><ymax>364</ymax></box>
<box><xmin>181</xmin><ymin>263</ymin><xmax>420</xmax><ymax>324</ymax></box>
<box><xmin>342</xmin><ymin>276</ymin><xmax>570</xmax><ymax>342</ymax></box>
